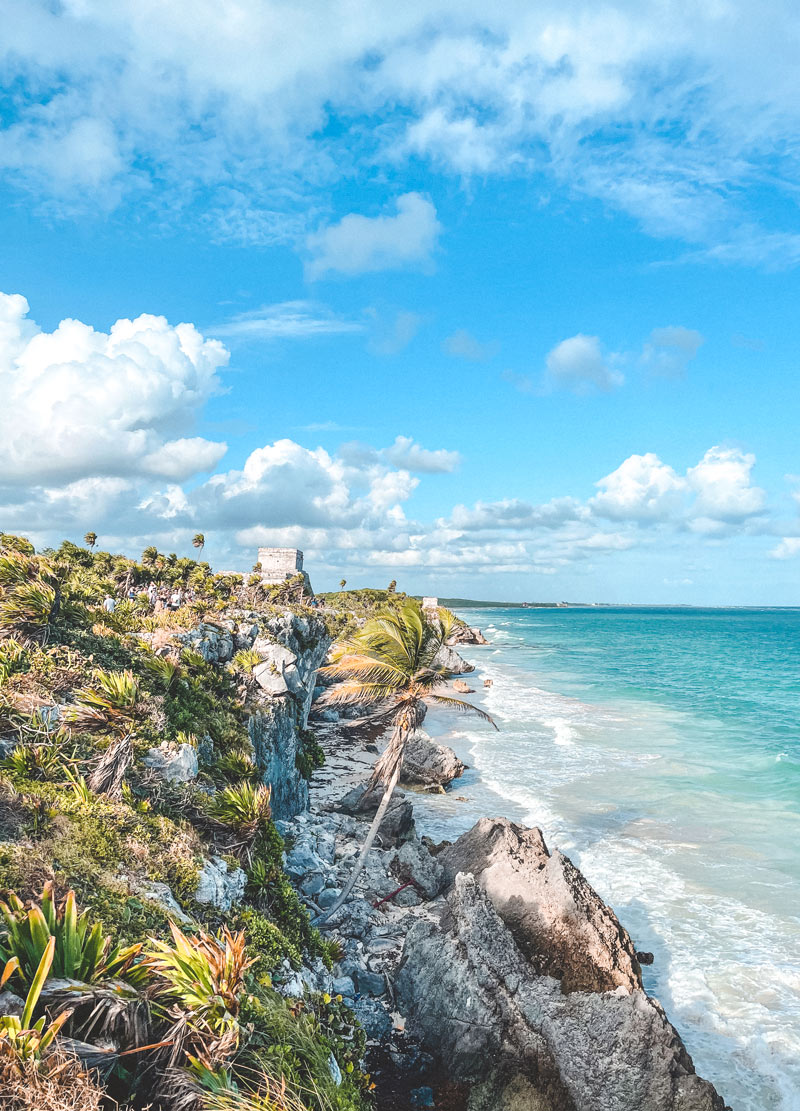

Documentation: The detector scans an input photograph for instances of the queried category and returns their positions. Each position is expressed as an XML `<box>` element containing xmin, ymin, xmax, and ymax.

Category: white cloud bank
<box><xmin>6</xmin><ymin>3</ymin><xmax>800</xmax><ymax>260</ymax></box>
<box><xmin>0</xmin><ymin>290</ymin><xmax>787</xmax><ymax>592</ymax></box>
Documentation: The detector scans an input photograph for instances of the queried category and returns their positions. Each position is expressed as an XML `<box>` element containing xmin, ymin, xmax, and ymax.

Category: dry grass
<box><xmin>0</xmin><ymin>1044</ymin><xmax>105</xmax><ymax>1111</ymax></box>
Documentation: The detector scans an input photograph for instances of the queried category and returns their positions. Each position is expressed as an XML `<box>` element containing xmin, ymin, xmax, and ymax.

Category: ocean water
<box><xmin>414</xmin><ymin>607</ymin><xmax>800</xmax><ymax>1111</ymax></box>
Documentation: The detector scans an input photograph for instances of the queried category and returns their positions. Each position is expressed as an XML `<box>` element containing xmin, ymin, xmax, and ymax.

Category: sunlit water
<box><xmin>413</xmin><ymin>607</ymin><xmax>800</xmax><ymax>1111</ymax></box>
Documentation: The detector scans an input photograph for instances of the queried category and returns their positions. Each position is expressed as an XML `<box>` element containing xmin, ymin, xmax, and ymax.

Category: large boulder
<box><xmin>396</xmin><ymin>874</ymin><xmax>726</xmax><ymax>1111</ymax></box>
<box><xmin>338</xmin><ymin>783</ymin><xmax>415</xmax><ymax>846</ymax></box>
<box><xmin>448</xmin><ymin>625</ymin><xmax>488</xmax><ymax>646</ymax></box>
<box><xmin>400</xmin><ymin>731</ymin><xmax>466</xmax><ymax>789</ymax></box>
<box><xmin>252</xmin><ymin>642</ymin><xmax>303</xmax><ymax>697</ymax></box>
<box><xmin>438</xmin><ymin>817</ymin><xmax>640</xmax><ymax>993</ymax></box>
<box><xmin>433</xmin><ymin>644</ymin><xmax>474</xmax><ymax>675</ymax></box>
<box><xmin>176</xmin><ymin>622</ymin><xmax>234</xmax><ymax>664</ymax></box>
<box><xmin>194</xmin><ymin>855</ymin><xmax>247</xmax><ymax>910</ymax></box>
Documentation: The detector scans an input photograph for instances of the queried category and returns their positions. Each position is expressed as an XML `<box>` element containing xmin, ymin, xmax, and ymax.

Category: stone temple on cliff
<box><xmin>257</xmin><ymin>547</ymin><xmax>304</xmax><ymax>585</ymax></box>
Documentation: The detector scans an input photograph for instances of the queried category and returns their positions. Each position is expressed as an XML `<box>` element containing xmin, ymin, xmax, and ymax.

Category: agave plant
<box><xmin>0</xmin><ymin>939</ymin><xmax>72</xmax><ymax>1061</ymax></box>
<box><xmin>0</xmin><ymin>882</ymin><xmax>145</xmax><ymax>988</ymax></box>
<box><xmin>209</xmin><ymin>782</ymin><xmax>272</xmax><ymax>835</ymax></box>
<box><xmin>66</xmin><ymin>669</ymin><xmax>139</xmax><ymax>736</ymax></box>
<box><xmin>2</xmin><ymin>743</ymin><xmax>66</xmax><ymax>782</ymax></box>
<box><xmin>232</xmin><ymin>649</ymin><xmax>262</xmax><ymax>674</ymax></box>
<box><xmin>214</xmin><ymin>749</ymin><xmax>259</xmax><ymax>783</ymax></box>
<box><xmin>144</xmin><ymin>654</ymin><xmax>183</xmax><ymax>693</ymax></box>
<box><xmin>146</xmin><ymin>924</ymin><xmax>253</xmax><ymax>1041</ymax></box>
<box><xmin>0</xmin><ymin>638</ymin><xmax>27</xmax><ymax>683</ymax></box>
<box><xmin>0</xmin><ymin>552</ymin><xmax>85</xmax><ymax>644</ymax></box>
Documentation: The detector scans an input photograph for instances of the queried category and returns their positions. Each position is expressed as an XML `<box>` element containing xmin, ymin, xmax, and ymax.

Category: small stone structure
<box><xmin>257</xmin><ymin>547</ymin><xmax>304</xmax><ymax>585</ymax></box>
<box><xmin>422</xmin><ymin>596</ymin><xmax>439</xmax><ymax>611</ymax></box>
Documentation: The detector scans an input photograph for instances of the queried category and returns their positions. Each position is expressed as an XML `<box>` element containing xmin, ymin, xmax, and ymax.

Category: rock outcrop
<box><xmin>396</xmin><ymin>872</ymin><xmax>726</xmax><ymax>1111</ymax></box>
<box><xmin>143</xmin><ymin>741</ymin><xmax>198</xmax><ymax>784</ymax></box>
<box><xmin>400</xmin><ymin>730</ymin><xmax>466</xmax><ymax>789</ymax></box>
<box><xmin>433</xmin><ymin>643</ymin><xmax>474</xmax><ymax>675</ymax></box>
<box><xmin>438</xmin><ymin>818</ymin><xmax>640</xmax><ymax>992</ymax></box>
<box><xmin>337</xmin><ymin>783</ymin><xmax>415</xmax><ymax>846</ymax></box>
<box><xmin>447</xmin><ymin>625</ymin><xmax>489</xmax><ymax>646</ymax></box>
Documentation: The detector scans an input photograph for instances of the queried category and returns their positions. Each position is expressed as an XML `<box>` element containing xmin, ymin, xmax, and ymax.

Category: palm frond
<box><xmin>426</xmin><ymin>694</ymin><xmax>498</xmax><ymax>728</ymax></box>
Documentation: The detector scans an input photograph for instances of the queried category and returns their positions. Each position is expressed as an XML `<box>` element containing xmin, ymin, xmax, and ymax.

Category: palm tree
<box><xmin>339</xmin><ymin>579</ymin><xmax>347</xmax><ymax>590</ymax></box>
<box><xmin>83</xmin><ymin>532</ymin><xmax>97</xmax><ymax>550</ymax></box>
<box><xmin>316</xmin><ymin>601</ymin><xmax>496</xmax><ymax>920</ymax></box>
<box><xmin>387</xmin><ymin>579</ymin><xmax>397</xmax><ymax>593</ymax></box>
<box><xmin>192</xmin><ymin>533</ymin><xmax>205</xmax><ymax>556</ymax></box>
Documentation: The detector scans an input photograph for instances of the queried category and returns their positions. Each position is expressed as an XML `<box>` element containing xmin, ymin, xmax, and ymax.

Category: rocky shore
<box><xmin>272</xmin><ymin>638</ymin><xmax>729</xmax><ymax>1111</ymax></box>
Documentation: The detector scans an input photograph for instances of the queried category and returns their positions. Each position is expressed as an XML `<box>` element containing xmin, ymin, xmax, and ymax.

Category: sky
<box><xmin>1</xmin><ymin>1</ymin><xmax>800</xmax><ymax>604</ymax></box>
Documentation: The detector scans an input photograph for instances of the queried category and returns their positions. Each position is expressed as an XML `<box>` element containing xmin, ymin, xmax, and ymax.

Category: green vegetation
<box><xmin>0</xmin><ymin>532</ymin><xmax>370</xmax><ymax>1111</ymax></box>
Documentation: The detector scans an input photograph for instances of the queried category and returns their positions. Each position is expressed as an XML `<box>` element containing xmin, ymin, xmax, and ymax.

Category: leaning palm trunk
<box><xmin>313</xmin><ymin>604</ymin><xmax>494</xmax><ymax>924</ymax></box>
<box><xmin>88</xmin><ymin>733</ymin><xmax>133</xmax><ymax>798</ymax></box>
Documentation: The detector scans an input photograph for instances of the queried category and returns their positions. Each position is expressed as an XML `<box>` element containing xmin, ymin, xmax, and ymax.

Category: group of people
<box><xmin>102</xmin><ymin>582</ymin><xmax>196</xmax><ymax>614</ymax></box>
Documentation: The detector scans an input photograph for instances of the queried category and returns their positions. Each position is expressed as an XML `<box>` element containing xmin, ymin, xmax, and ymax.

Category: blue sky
<box><xmin>1</xmin><ymin>1</ymin><xmax>800</xmax><ymax>603</ymax></box>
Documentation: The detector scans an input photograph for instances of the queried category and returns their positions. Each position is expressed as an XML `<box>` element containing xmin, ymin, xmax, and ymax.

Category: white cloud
<box><xmin>640</xmin><ymin>326</ymin><xmax>704</xmax><ymax>377</ymax></box>
<box><xmin>546</xmin><ymin>334</ymin><xmax>624</xmax><ymax>393</ymax></box>
<box><xmin>306</xmin><ymin>193</ymin><xmax>441</xmax><ymax>278</ymax></box>
<box><xmin>687</xmin><ymin>446</ymin><xmax>766</xmax><ymax>522</ymax></box>
<box><xmin>370</xmin><ymin>311</ymin><xmax>423</xmax><ymax>356</ymax></box>
<box><xmin>769</xmin><ymin>537</ymin><xmax>800</xmax><ymax>560</ymax></box>
<box><xmin>442</xmin><ymin>329</ymin><xmax>495</xmax><ymax>361</ymax></box>
<box><xmin>0</xmin><ymin>291</ymin><xmax>228</xmax><ymax>485</ymax></box>
<box><xmin>4</xmin><ymin>4</ymin><xmax>800</xmax><ymax>259</ymax></box>
<box><xmin>212</xmin><ymin>301</ymin><xmax>364</xmax><ymax>340</ymax></box>
<box><xmin>592</xmin><ymin>454</ymin><xmax>686</xmax><ymax>522</ymax></box>
<box><xmin>384</xmin><ymin>436</ymin><xmax>461</xmax><ymax>474</ymax></box>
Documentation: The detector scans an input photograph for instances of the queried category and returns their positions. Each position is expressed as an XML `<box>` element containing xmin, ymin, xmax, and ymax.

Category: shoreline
<box><xmin>298</xmin><ymin>632</ymin><xmax>730</xmax><ymax>1111</ymax></box>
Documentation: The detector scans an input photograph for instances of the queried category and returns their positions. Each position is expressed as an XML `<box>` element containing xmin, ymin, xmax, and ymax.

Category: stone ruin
<box><xmin>257</xmin><ymin>547</ymin><xmax>304</xmax><ymax>585</ymax></box>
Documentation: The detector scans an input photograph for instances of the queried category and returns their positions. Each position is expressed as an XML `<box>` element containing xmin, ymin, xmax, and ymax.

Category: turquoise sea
<box><xmin>416</xmin><ymin>607</ymin><xmax>800</xmax><ymax>1111</ymax></box>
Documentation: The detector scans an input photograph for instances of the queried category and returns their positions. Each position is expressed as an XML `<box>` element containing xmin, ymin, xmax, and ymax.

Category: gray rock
<box><xmin>354</xmin><ymin>968</ymin><xmax>386</xmax><ymax>997</ymax></box>
<box><xmin>143</xmin><ymin>741</ymin><xmax>198</xmax><ymax>784</ymax></box>
<box><xmin>0</xmin><ymin>990</ymin><xmax>24</xmax><ymax>1017</ymax></box>
<box><xmin>301</xmin><ymin>873</ymin><xmax>326</xmax><ymax>897</ymax></box>
<box><xmin>331</xmin><ymin>975</ymin><xmax>356</xmax><ymax>998</ymax></box>
<box><xmin>328</xmin><ymin>1052</ymin><xmax>343</xmax><ymax>1086</ymax></box>
<box><xmin>177</xmin><ymin>623</ymin><xmax>234</xmax><ymax>664</ymax></box>
<box><xmin>317</xmin><ymin>887</ymin><xmax>342</xmax><ymax>910</ymax></box>
<box><xmin>285</xmin><ymin>842</ymin><xmax>325</xmax><ymax>878</ymax></box>
<box><xmin>391</xmin><ymin>838</ymin><xmax>445</xmax><ymax>900</ymax></box>
<box><xmin>351</xmin><ymin>996</ymin><xmax>393</xmax><ymax>1040</ymax></box>
<box><xmin>194</xmin><ymin>855</ymin><xmax>247</xmax><ymax>910</ymax></box>
<box><xmin>438</xmin><ymin>817</ymin><xmax>641</xmax><ymax>992</ymax></box>
<box><xmin>433</xmin><ymin>643</ymin><xmax>474</xmax><ymax>675</ymax></box>
<box><xmin>410</xmin><ymin>1088</ymin><xmax>435</xmax><ymax>1108</ymax></box>
<box><xmin>338</xmin><ymin>783</ymin><xmax>415</xmax><ymax>846</ymax></box>
<box><xmin>401</xmin><ymin>730</ymin><xmax>466</xmax><ymax>788</ymax></box>
<box><xmin>396</xmin><ymin>873</ymin><xmax>726</xmax><ymax>1111</ymax></box>
<box><xmin>135</xmin><ymin>880</ymin><xmax>193</xmax><ymax>925</ymax></box>
<box><xmin>253</xmin><ymin>643</ymin><xmax>302</xmax><ymax>696</ymax></box>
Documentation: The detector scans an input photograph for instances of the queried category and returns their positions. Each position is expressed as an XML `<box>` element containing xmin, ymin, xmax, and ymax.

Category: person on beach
<box><xmin>102</xmin><ymin>594</ymin><xmax>116</xmax><ymax>613</ymax></box>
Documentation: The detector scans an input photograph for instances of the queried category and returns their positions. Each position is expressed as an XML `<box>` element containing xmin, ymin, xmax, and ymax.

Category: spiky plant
<box><xmin>66</xmin><ymin>669</ymin><xmax>139</xmax><ymax>735</ymax></box>
<box><xmin>2</xmin><ymin>743</ymin><xmax>66</xmax><ymax>782</ymax></box>
<box><xmin>209</xmin><ymin>783</ymin><xmax>271</xmax><ymax>835</ymax></box>
<box><xmin>0</xmin><ymin>882</ymin><xmax>145</xmax><ymax>988</ymax></box>
<box><xmin>146</xmin><ymin>924</ymin><xmax>253</xmax><ymax>1042</ymax></box>
<box><xmin>0</xmin><ymin>638</ymin><xmax>27</xmax><ymax>683</ymax></box>
<box><xmin>316</xmin><ymin>601</ymin><xmax>496</xmax><ymax>920</ymax></box>
<box><xmin>0</xmin><ymin>940</ymin><xmax>72</xmax><ymax>1062</ymax></box>
<box><xmin>66</xmin><ymin>670</ymin><xmax>140</xmax><ymax>797</ymax></box>
<box><xmin>144</xmin><ymin>654</ymin><xmax>182</xmax><ymax>693</ymax></box>
<box><xmin>214</xmin><ymin>749</ymin><xmax>259</xmax><ymax>783</ymax></box>
<box><xmin>232</xmin><ymin>649</ymin><xmax>262</xmax><ymax>674</ymax></box>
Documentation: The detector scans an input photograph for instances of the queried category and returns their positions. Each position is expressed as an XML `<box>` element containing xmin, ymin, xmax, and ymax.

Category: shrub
<box><xmin>209</xmin><ymin>783</ymin><xmax>272</xmax><ymax>835</ymax></box>
<box><xmin>0</xmin><ymin>881</ymin><xmax>145</xmax><ymax>987</ymax></box>
<box><xmin>232</xmin><ymin>649</ymin><xmax>262</xmax><ymax>674</ymax></box>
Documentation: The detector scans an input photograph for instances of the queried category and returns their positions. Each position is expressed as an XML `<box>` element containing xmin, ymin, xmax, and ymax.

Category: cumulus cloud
<box><xmin>545</xmin><ymin>334</ymin><xmax>624</xmax><ymax>393</ymax></box>
<box><xmin>305</xmin><ymin>193</ymin><xmax>441</xmax><ymax>278</ymax></box>
<box><xmin>384</xmin><ymin>436</ymin><xmax>461</xmax><ymax>474</ymax></box>
<box><xmin>687</xmin><ymin>446</ymin><xmax>766</xmax><ymax>523</ymax></box>
<box><xmin>592</xmin><ymin>454</ymin><xmax>686</xmax><ymax>522</ymax></box>
<box><xmin>0</xmin><ymin>292</ymin><xmax>228</xmax><ymax>485</ymax></box>
<box><xmin>640</xmin><ymin>326</ymin><xmax>704</xmax><ymax>377</ymax></box>
<box><xmin>769</xmin><ymin>537</ymin><xmax>800</xmax><ymax>560</ymax></box>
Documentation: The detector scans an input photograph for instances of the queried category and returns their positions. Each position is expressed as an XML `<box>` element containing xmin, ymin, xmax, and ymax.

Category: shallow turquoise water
<box><xmin>415</xmin><ymin>607</ymin><xmax>800</xmax><ymax>1111</ymax></box>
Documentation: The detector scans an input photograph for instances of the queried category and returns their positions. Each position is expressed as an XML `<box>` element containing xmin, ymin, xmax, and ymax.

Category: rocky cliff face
<box><xmin>395</xmin><ymin>819</ymin><xmax>727</xmax><ymax>1111</ymax></box>
<box><xmin>178</xmin><ymin>610</ymin><xmax>331</xmax><ymax>821</ymax></box>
